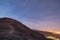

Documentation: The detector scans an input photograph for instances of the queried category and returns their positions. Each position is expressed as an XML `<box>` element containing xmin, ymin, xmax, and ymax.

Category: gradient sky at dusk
<box><xmin>0</xmin><ymin>0</ymin><xmax>60</xmax><ymax>32</ymax></box>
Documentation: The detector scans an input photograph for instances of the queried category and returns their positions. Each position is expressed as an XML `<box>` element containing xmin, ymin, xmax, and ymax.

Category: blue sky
<box><xmin>0</xmin><ymin>0</ymin><xmax>60</xmax><ymax>32</ymax></box>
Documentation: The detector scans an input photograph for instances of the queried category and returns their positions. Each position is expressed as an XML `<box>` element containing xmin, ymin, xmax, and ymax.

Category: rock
<box><xmin>0</xmin><ymin>17</ymin><xmax>48</xmax><ymax>40</ymax></box>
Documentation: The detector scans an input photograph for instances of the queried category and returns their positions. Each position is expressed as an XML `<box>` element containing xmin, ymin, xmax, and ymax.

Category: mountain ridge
<box><xmin>0</xmin><ymin>17</ymin><xmax>48</xmax><ymax>40</ymax></box>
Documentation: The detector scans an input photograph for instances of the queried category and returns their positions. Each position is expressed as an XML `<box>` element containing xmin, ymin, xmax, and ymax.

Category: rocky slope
<box><xmin>0</xmin><ymin>17</ymin><xmax>48</xmax><ymax>40</ymax></box>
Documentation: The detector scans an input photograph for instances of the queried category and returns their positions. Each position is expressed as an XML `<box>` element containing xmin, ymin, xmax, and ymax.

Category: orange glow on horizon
<box><xmin>47</xmin><ymin>30</ymin><xmax>60</xmax><ymax>34</ymax></box>
<box><xmin>41</xmin><ymin>30</ymin><xmax>60</xmax><ymax>34</ymax></box>
<box><xmin>52</xmin><ymin>32</ymin><xmax>60</xmax><ymax>34</ymax></box>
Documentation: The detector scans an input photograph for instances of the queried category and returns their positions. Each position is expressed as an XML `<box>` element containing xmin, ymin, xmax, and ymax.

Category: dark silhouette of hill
<box><xmin>33</xmin><ymin>30</ymin><xmax>60</xmax><ymax>39</ymax></box>
<box><xmin>0</xmin><ymin>17</ymin><xmax>48</xmax><ymax>40</ymax></box>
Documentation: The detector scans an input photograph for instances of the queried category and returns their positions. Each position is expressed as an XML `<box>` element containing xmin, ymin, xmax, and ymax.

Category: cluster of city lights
<box><xmin>46</xmin><ymin>36</ymin><xmax>59</xmax><ymax>40</ymax></box>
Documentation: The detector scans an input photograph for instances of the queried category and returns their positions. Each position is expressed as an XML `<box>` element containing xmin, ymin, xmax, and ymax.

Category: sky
<box><xmin>0</xmin><ymin>0</ymin><xmax>60</xmax><ymax>32</ymax></box>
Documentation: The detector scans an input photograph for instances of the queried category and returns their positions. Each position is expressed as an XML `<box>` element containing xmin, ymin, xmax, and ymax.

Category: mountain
<box><xmin>33</xmin><ymin>30</ymin><xmax>60</xmax><ymax>39</ymax></box>
<box><xmin>0</xmin><ymin>17</ymin><xmax>48</xmax><ymax>40</ymax></box>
